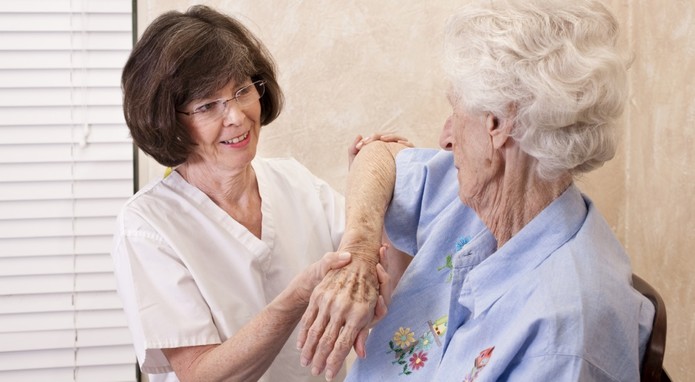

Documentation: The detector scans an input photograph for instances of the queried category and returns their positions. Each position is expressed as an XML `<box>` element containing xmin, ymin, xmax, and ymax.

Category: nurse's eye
<box><xmin>194</xmin><ymin>100</ymin><xmax>223</xmax><ymax>114</ymax></box>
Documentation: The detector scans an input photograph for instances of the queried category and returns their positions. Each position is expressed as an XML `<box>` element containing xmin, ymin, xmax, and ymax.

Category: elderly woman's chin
<box><xmin>456</xmin><ymin>181</ymin><xmax>480</xmax><ymax>207</ymax></box>
<box><xmin>454</xmin><ymin>170</ymin><xmax>486</xmax><ymax>203</ymax></box>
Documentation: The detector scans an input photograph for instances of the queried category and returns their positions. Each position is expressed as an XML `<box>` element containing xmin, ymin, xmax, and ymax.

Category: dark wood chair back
<box><xmin>632</xmin><ymin>274</ymin><xmax>671</xmax><ymax>382</ymax></box>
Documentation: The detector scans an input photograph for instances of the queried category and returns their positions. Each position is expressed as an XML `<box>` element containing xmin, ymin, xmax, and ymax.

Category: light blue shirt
<box><xmin>346</xmin><ymin>149</ymin><xmax>653</xmax><ymax>382</ymax></box>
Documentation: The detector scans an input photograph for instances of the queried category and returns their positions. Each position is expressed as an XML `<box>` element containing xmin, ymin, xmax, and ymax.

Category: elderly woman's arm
<box><xmin>297</xmin><ymin>140</ymin><xmax>409</xmax><ymax>380</ymax></box>
<box><xmin>161</xmin><ymin>251</ymin><xmax>352</xmax><ymax>382</ymax></box>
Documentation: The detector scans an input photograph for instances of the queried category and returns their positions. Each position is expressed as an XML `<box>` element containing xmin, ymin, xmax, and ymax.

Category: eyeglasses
<box><xmin>176</xmin><ymin>80</ymin><xmax>266</xmax><ymax>122</ymax></box>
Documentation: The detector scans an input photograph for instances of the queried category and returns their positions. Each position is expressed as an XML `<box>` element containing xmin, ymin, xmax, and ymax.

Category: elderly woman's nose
<box><xmin>439</xmin><ymin>117</ymin><xmax>454</xmax><ymax>151</ymax></box>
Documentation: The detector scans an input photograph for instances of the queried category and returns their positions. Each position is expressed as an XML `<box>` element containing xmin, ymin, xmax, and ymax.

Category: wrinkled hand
<box><xmin>348</xmin><ymin>133</ymin><xmax>414</xmax><ymax>168</ymax></box>
<box><xmin>292</xmin><ymin>251</ymin><xmax>353</xmax><ymax>307</ymax></box>
<box><xmin>297</xmin><ymin>258</ymin><xmax>380</xmax><ymax>380</ymax></box>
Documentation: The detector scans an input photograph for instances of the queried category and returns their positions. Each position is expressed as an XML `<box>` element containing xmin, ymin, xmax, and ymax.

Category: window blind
<box><xmin>0</xmin><ymin>1</ymin><xmax>136</xmax><ymax>381</ymax></box>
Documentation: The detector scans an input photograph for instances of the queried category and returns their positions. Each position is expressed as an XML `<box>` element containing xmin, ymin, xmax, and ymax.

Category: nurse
<box><xmin>111</xmin><ymin>5</ymin><xmax>397</xmax><ymax>382</ymax></box>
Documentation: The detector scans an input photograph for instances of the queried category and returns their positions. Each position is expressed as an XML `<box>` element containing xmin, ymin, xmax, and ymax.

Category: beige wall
<box><xmin>137</xmin><ymin>1</ymin><xmax>694</xmax><ymax>380</ymax></box>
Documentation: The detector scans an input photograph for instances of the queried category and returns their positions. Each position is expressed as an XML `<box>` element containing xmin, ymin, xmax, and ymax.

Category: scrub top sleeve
<box><xmin>112</xmin><ymin>216</ymin><xmax>221</xmax><ymax>372</ymax></box>
<box><xmin>314</xmin><ymin>177</ymin><xmax>346</xmax><ymax>251</ymax></box>
<box><xmin>384</xmin><ymin>148</ymin><xmax>440</xmax><ymax>256</ymax></box>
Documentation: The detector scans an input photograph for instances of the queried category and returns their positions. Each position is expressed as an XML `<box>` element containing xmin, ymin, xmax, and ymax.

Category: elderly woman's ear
<box><xmin>488</xmin><ymin>113</ymin><xmax>512</xmax><ymax>150</ymax></box>
<box><xmin>488</xmin><ymin>103</ymin><xmax>517</xmax><ymax>149</ymax></box>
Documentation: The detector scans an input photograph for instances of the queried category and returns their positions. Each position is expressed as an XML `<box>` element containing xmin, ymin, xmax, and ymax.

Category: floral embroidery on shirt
<box><xmin>387</xmin><ymin>316</ymin><xmax>448</xmax><ymax>376</ymax></box>
<box><xmin>437</xmin><ymin>255</ymin><xmax>454</xmax><ymax>281</ymax></box>
<box><xmin>409</xmin><ymin>351</ymin><xmax>428</xmax><ymax>371</ymax></box>
<box><xmin>437</xmin><ymin>236</ymin><xmax>471</xmax><ymax>282</ymax></box>
<box><xmin>393</xmin><ymin>327</ymin><xmax>417</xmax><ymax>349</ymax></box>
<box><xmin>416</xmin><ymin>331</ymin><xmax>434</xmax><ymax>351</ymax></box>
<box><xmin>463</xmin><ymin>346</ymin><xmax>495</xmax><ymax>382</ymax></box>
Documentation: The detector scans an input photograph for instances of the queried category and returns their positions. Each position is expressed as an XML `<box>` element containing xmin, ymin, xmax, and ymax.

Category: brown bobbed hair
<box><xmin>121</xmin><ymin>5</ymin><xmax>284</xmax><ymax>167</ymax></box>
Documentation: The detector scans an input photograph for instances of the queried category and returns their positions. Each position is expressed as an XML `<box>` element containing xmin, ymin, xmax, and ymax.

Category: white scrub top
<box><xmin>111</xmin><ymin>157</ymin><xmax>346</xmax><ymax>382</ymax></box>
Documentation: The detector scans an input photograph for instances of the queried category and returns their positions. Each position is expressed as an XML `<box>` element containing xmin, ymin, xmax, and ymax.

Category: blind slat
<box><xmin>0</xmin><ymin>1</ymin><xmax>132</xmax><ymax>13</ymax></box>
<box><xmin>0</xmin><ymin>345</ymin><xmax>136</xmax><ymax>372</ymax></box>
<box><xmin>0</xmin><ymin>198</ymin><xmax>128</xmax><ymax>220</ymax></box>
<box><xmin>0</xmin><ymin>216</ymin><xmax>119</xmax><ymax>238</ymax></box>
<box><xmin>76</xmin><ymin>364</ymin><xmax>138</xmax><ymax>381</ymax></box>
<box><xmin>0</xmin><ymin>68</ymin><xmax>122</xmax><ymax>88</ymax></box>
<box><xmin>0</xmin><ymin>105</ymin><xmax>125</xmax><ymax>126</ymax></box>
<box><xmin>0</xmin><ymin>180</ymin><xmax>132</xmax><ymax>201</ymax></box>
<box><xmin>0</xmin><ymin>51</ymin><xmax>130</xmax><ymax>70</ymax></box>
<box><xmin>0</xmin><ymin>253</ymin><xmax>116</xmax><ymax>276</ymax></box>
<box><xmin>0</xmin><ymin>327</ymin><xmax>134</xmax><ymax>352</ymax></box>
<box><xmin>0</xmin><ymin>13</ymin><xmax>132</xmax><ymax>32</ymax></box>
<box><xmin>0</xmin><ymin>162</ymin><xmax>132</xmax><ymax>183</ymax></box>
<box><xmin>0</xmin><ymin>31</ymin><xmax>132</xmax><ymax>51</ymax></box>
<box><xmin>0</xmin><ymin>235</ymin><xmax>114</xmax><ymax>258</ymax></box>
<box><xmin>0</xmin><ymin>273</ymin><xmax>117</xmax><ymax>295</ymax></box>
<box><xmin>0</xmin><ymin>291</ymin><xmax>124</xmax><ymax>314</ymax></box>
<box><xmin>0</xmin><ymin>142</ymin><xmax>133</xmax><ymax>163</ymax></box>
<box><xmin>0</xmin><ymin>364</ymin><xmax>136</xmax><ymax>382</ymax></box>
<box><xmin>0</xmin><ymin>311</ymin><xmax>128</xmax><ymax>335</ymax></box>
<box><xmin>0</xmin><ymin>87</ymin><xmax>123</xmax><ymax>107</ymax></box>
<box><xmin>0</xmin><ymin>124</ymin><xmax>131</xmax><ymax>144</ymax></box>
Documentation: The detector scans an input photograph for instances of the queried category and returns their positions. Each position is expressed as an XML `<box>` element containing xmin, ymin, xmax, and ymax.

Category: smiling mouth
<box><xmin>220</xmin><ymin>131</ymin><xmax>249</xmax><ymax>144</ymax></box>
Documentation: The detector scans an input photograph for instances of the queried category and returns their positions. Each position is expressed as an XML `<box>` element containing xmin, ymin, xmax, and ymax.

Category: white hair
<box><xmin>443</xmin><ymin>0</ymin><xmax>629</xmax><ymax>178</ymax></box>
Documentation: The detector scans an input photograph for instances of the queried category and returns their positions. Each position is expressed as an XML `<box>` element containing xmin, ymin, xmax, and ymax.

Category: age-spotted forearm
<box><xmin>339</xmin><ymin>140</ymin><xmax>408</xmax><ymax>262</ymax></box>
<box><xmin>297</xmin><ymin>140</ymin><xmax>408</xmax><ymax>380</ymax></box>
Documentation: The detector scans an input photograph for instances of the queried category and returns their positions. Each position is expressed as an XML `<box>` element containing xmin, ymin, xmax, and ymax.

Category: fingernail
<box><xmin>311</xmin><ymin>367</ymin><xmax>320</xmax><ymax>376</ymax></box>
<box><xmin>325</xmin><ymin>370</ymin><xmax>334</xmax><ymax>381</ymax></box>
<box><xmin>355</xmin><ymin>142</ymin><xmax>363</xmax><ymax>150</ymax></box>
<box><xmin>301</xmin><ymin>357</ymin><xmax>308</xmax><ymax>367</ymax></box>
<box><xmin>338</xmin><ymin>251</ymin><xmax>351</xmax><ymax>260</ymax></box>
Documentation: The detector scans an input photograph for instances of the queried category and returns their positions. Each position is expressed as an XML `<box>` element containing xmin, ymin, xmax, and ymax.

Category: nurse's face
<box><xmin>177</xmin><ymin>79</ymin><xmax>264</xmax><ymax>171</ymax></box>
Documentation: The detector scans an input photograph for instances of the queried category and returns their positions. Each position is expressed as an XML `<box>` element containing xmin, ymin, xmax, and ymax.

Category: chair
<box><xmin>632</xmin><ymin>274</ymin><xmax>671</xmax><ymax>382</ymax></box>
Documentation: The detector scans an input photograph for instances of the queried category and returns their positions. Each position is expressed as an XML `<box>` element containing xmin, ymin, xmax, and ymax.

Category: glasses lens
<box><xmin>192</xmin><ymin>100</ymin><xmax>225</xmax><ymax>124</ymax></box>
<box><xmin>236</xmin><ymin>81</ymin><xmax>265</xmax><ymax>107</ymax></box>
<box><xmin>188</xmin><ymin>81</ymin><xmax>266</xmax><ymax>123</ymax></box>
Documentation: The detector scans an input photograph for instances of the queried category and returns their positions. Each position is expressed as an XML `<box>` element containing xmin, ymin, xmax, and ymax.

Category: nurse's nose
<box><xmin>221</xmin><ymin>99</ymin><xmax>245</xmax><ymax>126</ymax></box>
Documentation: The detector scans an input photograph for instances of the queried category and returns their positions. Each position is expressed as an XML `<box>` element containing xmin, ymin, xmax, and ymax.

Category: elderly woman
<box><xmin>299</xmin><ymin>1</ymin><xmax>655</xmax><ymax>380</ymax></box>
<box><xmin>111</xmin><ymin>5</ymin><xmax>399</xmax><ymax>382</ymax></box>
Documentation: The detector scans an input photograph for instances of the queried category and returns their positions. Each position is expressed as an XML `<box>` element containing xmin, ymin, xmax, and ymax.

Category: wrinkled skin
<box><xmin>298</xmin><ymin>136</ymin><xmax>411</xmax><ymax>381</ymax></box>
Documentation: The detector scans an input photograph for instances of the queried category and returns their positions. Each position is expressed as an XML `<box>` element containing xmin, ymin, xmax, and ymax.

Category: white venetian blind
<box><xmin>0</xmin><ymin>0</ymin><xmax>136</xmax><ymax>381</ymax></box>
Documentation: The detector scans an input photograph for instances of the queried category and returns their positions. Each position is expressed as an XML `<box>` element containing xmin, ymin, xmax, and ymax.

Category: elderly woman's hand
<box><xmin>348</xmin><ymin>133</ymin><xmax>413</xmax><ymax>168</ymax></box>
<box><xmin>291</xmin><ymin>251</ymin><xmax>355</xmax><ymax>307</ymax></box>
<box><xmin>297</xmin><ymin>256</ymin><xmax>377</xmax><ymax>380</ymax></box>
<box><xmin>296</xmin><ymin>246</ymin><xmax>391</xmax><ymax>381</ymax></box>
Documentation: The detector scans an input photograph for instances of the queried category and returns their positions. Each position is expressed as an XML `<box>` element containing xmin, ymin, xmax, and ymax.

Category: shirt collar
<box><xmin>455</xmin><ymin>184</ymin><xmax>588</xmax><ymax>318</ymax></box>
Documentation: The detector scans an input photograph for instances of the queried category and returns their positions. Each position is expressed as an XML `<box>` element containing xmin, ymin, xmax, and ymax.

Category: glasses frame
<box><xmin>176</xmin><ymin>79</ymin><xmax>266</xmax><ymax>117</ymax></box>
